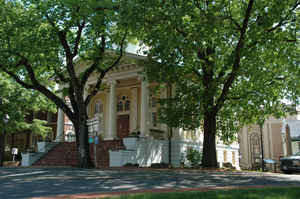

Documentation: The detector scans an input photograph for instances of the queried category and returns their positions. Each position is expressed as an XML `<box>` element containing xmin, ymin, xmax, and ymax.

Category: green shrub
<box><xmin>186</xmin><ymin>147</ymin><xmax>202</xmax><ymax>167</ymax></box>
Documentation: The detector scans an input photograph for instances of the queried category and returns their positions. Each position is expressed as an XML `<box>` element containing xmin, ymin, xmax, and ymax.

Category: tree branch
<box><xmin>224</xmin><ymin>16</ymin><xmax>242</xmax><ymax>31</ymax></box>
<box><xmin>0</xmin><ymin>65</ymin><xmax>35</xmax><ymax>90</ymax></box>
<box><xmin>73</xmin><ymin>21</ymin><xmax>85</xmax><ymax>57</ymax></box>
<box><xmin>1</xmin><ymin>60</ymin><xmax>75</xmax><ymax>122</ymax></box>
<box><xmin>85</xmin><ymin>31</ymin><xmax>127</xmax><ymax>106</ymax></box>
<box><xmin>95</xmin><ymin>5</ymin><xmax>119</xmax><ymax>11</ymax></box>
<box><xmin>67</xmin><ymin>83</ymin><xmax>79</xmax><ymax>115</ymax></box>
<box><xmin>193</xmin><ymin>0</ymin><xmax>202</xmax><ymax>10</ymax></box>
<box><xmin>267</xmin><ymin>1</ymin><xmax>300</xmax><ymax>33</ymax></box>
<box><xmin>53</xmin><ymin>68</ymin><xmax>70</xmax><ymax>83</ymax></box>
<box><xmin>192</xmin><ymin>68</ymin><xmax>202</xmax><ymax>80</ymax></box>
<box><xmin>46</xmin><ymin>15</ymin><xmax>80</xmax><ymax>89</ymax></box>
<box><xmin>172</xmin><ymin>0</ymin><xmax>177</xmax><ymax>8</ymax></box>
<box><xmin>80</xmin><ymin>36</ymin><xmax>106</xmax><ymax>88</ymax></box>
<box><xmin>215</xmin><ymin>0</ymin><xmax>255</xmax><ymax>113</ymax></box>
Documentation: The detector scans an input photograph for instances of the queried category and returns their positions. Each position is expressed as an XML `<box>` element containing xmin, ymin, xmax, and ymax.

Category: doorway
<box><xmin>117</xmin><ymin>115</ymin><xmax>130</xmax><ymax>139</ymax></box>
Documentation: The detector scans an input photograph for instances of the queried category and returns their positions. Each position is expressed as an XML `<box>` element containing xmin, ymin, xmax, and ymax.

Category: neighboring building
<box><xmin>282</xmin><ymin>113</ymin><xmax>300</xmax><ymax>156</ymax></box>
<box><xmin>4</xmin><ymin>111</ymin><xmax>57</xmax><ymax>161</ymax></box>
<box><xmin>53</xmin><ymin>53</ymin><xmax>240</xmax><ymax>168</ymax></box>
<box><xmin>239</xmin><ymin>110</ymin><xmax>300</xmax><ymax>170</ymax></box>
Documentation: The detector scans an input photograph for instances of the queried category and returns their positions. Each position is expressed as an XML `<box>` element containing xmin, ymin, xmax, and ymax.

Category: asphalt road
<box><xmin>1</xmin><ymin>167</ymin><xmax>300</xmax><ymax>199</ymax></box>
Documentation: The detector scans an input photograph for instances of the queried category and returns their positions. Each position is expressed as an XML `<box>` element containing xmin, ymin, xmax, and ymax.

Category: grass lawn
<box><xmin>100</xmin><ymin>187</ymin><xmax>300</xmax><ymax>199</ymax></box>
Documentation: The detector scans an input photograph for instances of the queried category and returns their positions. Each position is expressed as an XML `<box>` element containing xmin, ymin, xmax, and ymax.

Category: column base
<box><xmin>103</xmin><ymin>137</ymin><xmax>117</xmax><ymax>141</ymax></box>
<box><xmin>54</xmin><ymin>136</ymin><xmax>65</xmax><ymax>142</ymax></box>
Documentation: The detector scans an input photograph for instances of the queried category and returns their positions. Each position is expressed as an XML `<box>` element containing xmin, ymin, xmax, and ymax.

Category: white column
<box><xmin>55</xmin><ymin>108</ymin><xmax>65</xmax><ymax>142</ymax></box>
<box><xmin>105</xmin><ymin>90</ymin><xmax>110</xmax><ymax>137</ymax></box>
<box><xmin>130</xmin><ymin>87</ymin><xmax>138</xmax><ymax>132</ymax></box>
<box><xmin>281</xmin><ymin>120</ymin><xmax>287</xmax><ymax>156</ymax></box>
<box><xmin>140</xmin><ymin>77</ymin><xmax>149</xmax><ymax>137</ymax></box>
<box><xmin>107</xmin><ymin>80</ymin><xmax>117</xmax><ymax>140</ymax></box>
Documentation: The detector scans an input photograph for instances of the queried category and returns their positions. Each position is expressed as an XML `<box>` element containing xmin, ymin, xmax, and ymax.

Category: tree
<box><xmin>129</xmin><ymin>0</ymin><xmax>300</xmax><ymax>167</ymax></box>
<box><xmin>0</xmin><ymin>73</ymin><xmax>53</xmax><ymax>166</ymax></box>
<box><xmin>0</xmin><ymin>0</ymin><xmax>130</xmax><ymax>167</ymax></box>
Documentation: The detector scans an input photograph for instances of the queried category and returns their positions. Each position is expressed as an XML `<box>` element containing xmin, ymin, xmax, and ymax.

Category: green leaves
<box><xmin>133</xmin><ymin>0</ymin><xmax>300</xmax><ymax>143</ymax></box>
<box><xmin>0</xmin><ymin>73</ymin><xmax>55</xmax><ymax>135</ymax></box>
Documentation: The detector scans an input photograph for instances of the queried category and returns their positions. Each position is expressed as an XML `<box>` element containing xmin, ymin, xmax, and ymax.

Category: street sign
<box><xmin>11</xmin><ymin>148</ymin><xmax>18</xmax><ymax>162</ymax></box>
<box><xmin>88</xmin><ymin>137</ymin><xmax>94</xmax><ymax>144</ymax></box>
<box><xmin>94</xmin><ymin>136</ymin><xmax>99</xmax><ymax>145</ymax></box>
<box><xmin>11</xmin><ymin>148</ymin><xmax>18</xmax><ymax>155</ymax></box>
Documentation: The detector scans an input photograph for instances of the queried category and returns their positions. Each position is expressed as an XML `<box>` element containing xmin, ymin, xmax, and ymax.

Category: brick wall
<box><xmin>33</xmin><ymin>142</ymin><xmax>79</xmax><ymax>167</ymax></box>
<box><xmin>33</xmin><ymin>140</ymin><xmax>124</xmax><ymax>167</ymax></box>
<box><xmin>90</xmin><ymin>140</ymin><xmax>124</xmax><ymax>167</ymax></box>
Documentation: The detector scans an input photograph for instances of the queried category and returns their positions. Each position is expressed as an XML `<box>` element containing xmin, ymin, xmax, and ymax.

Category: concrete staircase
<box><xmin>21</xmin><ymin>142</ymin><xmax>59</xmax><ymax>166</ymax></box>
<box><xmin>32</xmin><ymin>140</ymin><xmax>124</xmax><ymax>167</ymax></box>
<box><xmin>33</xmin><ymin>142</ymin><xmax>79</xmax><ymax>167</ymax></box>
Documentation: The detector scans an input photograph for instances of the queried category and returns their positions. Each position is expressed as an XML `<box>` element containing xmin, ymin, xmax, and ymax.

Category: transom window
<box><xmin>117</xmin><ymin>95</ymin><xmax>130</xmax><ymax>112</ymax></box>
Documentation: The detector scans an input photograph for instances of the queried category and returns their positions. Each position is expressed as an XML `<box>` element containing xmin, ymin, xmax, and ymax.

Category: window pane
<box><xmin>223</xmin><ymin>150</ymin><xmax>227</xmax><ymax>162</ymax></box>
<box><xmin>125</xmin><ymin>100</ymin><xmax>130</xmax><ymax>111</ymax></box>
<box><xmin>152</xmin><ymin>112</ymin><xmax>157</xmax><ymax>127</ymax></box>
<box><xmin>117</xmin><ymin>101</ymin><xmax>123</xmax><ymax>112</ymax></box>
<box><xmin>95</xmin><ymin>103</ymin><xmax>99</xmax><ymax>114</ymax></box>
<box><xmin>232</xmin><ymin>151</ymin><xmax>236</xmax><ymax>165</ymax></box>
<box><xmin>152</xmin><ymin>98</ymin><xmax>157</xmax><ymax>108</ymax></box>
<box><xmin>94</xmin><ymin>101</ymin><xmax>103</xmax><ymax>114</ymax></box>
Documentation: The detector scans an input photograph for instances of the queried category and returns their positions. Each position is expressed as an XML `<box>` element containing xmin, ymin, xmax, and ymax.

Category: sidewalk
<box><xmin>30</xmin><ymin>185</ymin><xmax>300</xmax><ymax>199</ymax></box>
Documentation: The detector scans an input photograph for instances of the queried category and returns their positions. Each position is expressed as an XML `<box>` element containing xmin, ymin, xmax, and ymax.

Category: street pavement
<box><xmin>1</xmin><ymin>167</ymin><xmax>300</xmax><ymax>199</ymax></box>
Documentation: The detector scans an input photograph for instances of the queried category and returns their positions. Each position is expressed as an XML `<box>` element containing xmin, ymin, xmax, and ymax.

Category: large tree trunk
<box><xmin>75</xmin><ymin>103</ymin><xmax>92</xmax><ymax>168</ymax></box>
<box><xmin>0</xmin><ymin>130</ymin><xmax>5</xmax><ymax>167</ymax></box>
<box><xmin>202</xmin><ymin>111</ymin><xmax>218</xmax><ymax>168</ymax></box>
<box><xmin>78</xmin><ymin>121</ymin><xmax>92</xmax><ymax>168</ymax></box>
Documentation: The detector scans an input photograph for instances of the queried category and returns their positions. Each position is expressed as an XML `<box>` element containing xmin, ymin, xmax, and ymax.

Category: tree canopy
<box><xmin>0</xmin><ymin>73</ymin><xmax>54</xmax><ymax>135</ymax></box>
<box><xmin>0</xmin><ymin>0</ymin><xmax>130</xmax><ymax>167</ymax></box>
<box><xmin>128</xmin><ymin>0</ymin><xmax>300</xmax><ymax>167</ymax></box>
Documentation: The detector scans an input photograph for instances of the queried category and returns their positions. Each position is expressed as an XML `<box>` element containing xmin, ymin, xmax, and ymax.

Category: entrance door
<box><xmin>117</xmin><ymin>115</ymin><xmax>130</xmax><ymax>139</ymax></box>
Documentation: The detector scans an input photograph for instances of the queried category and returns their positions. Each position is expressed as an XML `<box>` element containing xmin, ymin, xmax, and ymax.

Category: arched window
<box><xmin>94</xmin><ymin>100</ymin><xmax>103</xmax><ymax>114</ymax></box>
<box><xmin>117</xmin><ymin>96</ymin><xmax>130</xmax><ymax>112</ymax></box>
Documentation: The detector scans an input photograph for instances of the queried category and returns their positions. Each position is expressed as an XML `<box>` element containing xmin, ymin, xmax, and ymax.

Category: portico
<box><xmin>86</xmin><ymin>63</ymin><xmax>154</xmax><ymax>141</ymax></box>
